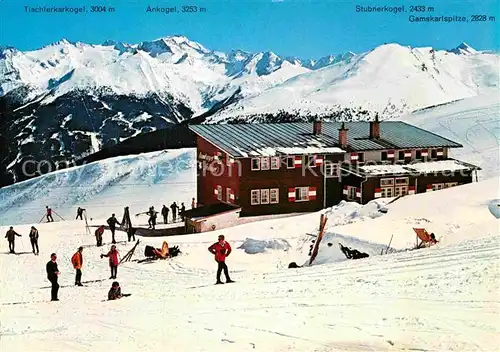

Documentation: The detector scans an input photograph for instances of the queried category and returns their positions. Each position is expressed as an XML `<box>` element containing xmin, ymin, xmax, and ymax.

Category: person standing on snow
<box><xmin>191</xmin><ymin>198</ymin><xmax>196</xmax><ymax>209</ymax></box>
<box><xmin>46</xmin><ymin>253</ymin><xmax>60</xmax><ymax>301</ymax></box>
<box><xmin>161</xmin><ymin>205</ymin><xmax>169</xmax><ymax>224</ymax></box>
<box><xmin>29</xmin><ymin>226</ymin><xmax>39</xmax><ymax>255</ymax></box>
<box><xmin>5</xmin><ymin>226</ymin><xmax>22</xmax><ymax>254</ymax></box>
<box><xmin>46</xmin><ymin>206</ymin><xmax>54</xmax><ymax>222</ymax></box>
<box><xmin>147</xmin><ymin>206</ymin><xmax>158</xmax><ymax>230</ymax></box>
<box><xmin>95</xmin><ymin>225</ymin><xmax>105</xmax><ymax>247</ymax></box>
<box><xmin>170</xmin><ymin>202</ymin><xmax>178</xmax><ymax>222</ymax></box>
<box><xmin>106</xmin><ymin>213</ymin><xmax>121</xmax><ymax>244</ymax></box>
<box><xmin>76</xmin><ymin>207</ymin><xmax>86</xmax><ymax>220</ymax></box>
<box><xmin>101</xmin><ymin>245</ymin><xmax>120</xmax><ymax>279</ymax></box>
<box><xmin>180</xmin><ymin>203</ymin><xmax>186</xmax><ymax>221</ymax></box>
<box><xmin>71</xmin><ymin>246</ymin><xmax>84</xmax><ymax>286</ymax></box>
<box><xmin>208</xmin><ymin>234</ymin><xmax>234</xmax><ymax>285</ymax></box>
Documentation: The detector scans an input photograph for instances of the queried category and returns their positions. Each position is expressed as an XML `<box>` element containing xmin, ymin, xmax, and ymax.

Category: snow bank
<box><xmin>238</xmin><ymin>238</ymin><xmax>291</xmax><ymax>254</ymax></box>
<box><xmin>322</xmin><ymin>199</ymin><xmax>387</xmax><ymax>226</ymax></box>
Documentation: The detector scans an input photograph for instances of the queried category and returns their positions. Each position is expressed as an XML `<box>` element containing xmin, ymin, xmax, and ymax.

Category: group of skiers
<box><xmin>5</xmin><ymin>226</ymin><xmax>40</xmax><ymax>255</ymax></box>
<box><xmin>141</xmin><ymin>198</ymin><xmax>196</xmax><ymax>230</ymax></box>
<box><xmin>47</xmin><ymin>244</ymin><xmax>122</xmax><ymax>301</ymax></box>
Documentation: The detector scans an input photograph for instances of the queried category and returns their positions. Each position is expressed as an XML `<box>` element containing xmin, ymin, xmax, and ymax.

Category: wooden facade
<box><xmin>191</xmin><ymin>120</ymin><xmax>480</xmax><ymax>216</ymax></box>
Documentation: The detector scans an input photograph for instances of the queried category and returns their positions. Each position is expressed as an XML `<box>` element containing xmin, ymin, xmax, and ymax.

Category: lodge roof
<box><xmin>181</xmin><ymin>202</ymin><xmax>241</xmax><ymax>220</ymax></box>
<box><xmin>189</xmin><ymin>122</ymin><xmax>463</xmax><ymax>158</ymax></box>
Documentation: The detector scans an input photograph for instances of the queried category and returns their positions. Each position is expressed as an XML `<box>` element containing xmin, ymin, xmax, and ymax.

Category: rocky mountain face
<box><xmin>0</xmin><ymin>36</ymin><xmax>498</xmax><ymax>187</ymax></box>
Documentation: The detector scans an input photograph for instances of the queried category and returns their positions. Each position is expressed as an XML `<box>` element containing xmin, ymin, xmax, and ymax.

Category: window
<box><xmin>308</xmin><ymin>155</ymin><xmax>316</xmax><ymax>167</ymax></box>
<box><xmin>398</xmin><ymin>151</ymin><xmax>405</xmax><ymax>160</ymax></box>
<box><xmin>347</xmin><ymin>186</ymin><xmax>357</xmax><ymax>200</ymax></box>
<box><xmin>261</xmin><ymin>189</ymin><xmax>270</xmax><ymax>204</ymax></box>
<box><xmin>226</xmin><ymin>188</ymin><xmax>232</xmax><ymax>203</ymax></box>
<box><xmin>431</xmin><ymin>149</ymin><xmax>437</xmax><ymax>159</ymax></box>
<box><xmin>217</xmin><ymin>185</ymin><xmax>222</xmax><ymax>201</ymax></box>
<box><xmin>271</xmin><ymin>157</ymin><xmax>280</xmax><ymax>170</ymax></box>
<box><xmin>395</xmin><ymin>177</ymin><xmax>409</xmax><ymax>186</ymax></box>
<box><xmin>380</xmin><ymin>178</ymin><xmax>394</xmax><ymax>187</ymax></box>
<box><xmin>357</xmin><ymin>153</ymin><xmax>365</xmax><ymax>162</ymax></box>
<box><xmin>287</xmin><ymin>157</ymin><xmax>294</xmax><ymax>169</ymax></box>
<box><xmin>270</xmin><ymin>188</ymin><xmax>279</xmax><ymax>203</ymax></box>
<box><xmin>394</xmin><ymin>186</ymin><xmax>408</xmax><ymax>197</ymax></box>
<box><xmin>261</xmin><ymin>157</ymin><xmax>270</xmax><ymax>170</ymax></box>
<box><xmin>325</xmin><ymin>163</ymin><xmax>339</xmax><ymax>177</ymax></box>
<box><xmin>381</xmin><ymin>151</ymin><xmax>388</xmax><ymax>161</ymax></box>
<box><xmin>445</xmin><ymin>182</ymin><xmax>458</xmax><ymax>188</ymax></box>
<box><xmin>380</xmin><ymin>187</ymin><xmax>394</xmax><ymax>198</ymax></box>
<box><xmin>295</xmin><ymin>187</ymin><xmax>309</xmax><ymax>201</ymax></box>
<box><xmin>416</xmin><ymin>150</ymin><xmax>422</xmax><ymax>160</ymax></box>
<box><xmin>251</xmin><ymin>158</ymin><xmax>260</xmax><ymax>171</ymax></box>
<box><xmin>250</xmin><ymin>190</ymin><xmax>260</xmax><ymax>205</ymax></box>
<box><xmin>432</xmin><ymin>183</ymin><xmax>444</xmax><ymax>191</ymax></box>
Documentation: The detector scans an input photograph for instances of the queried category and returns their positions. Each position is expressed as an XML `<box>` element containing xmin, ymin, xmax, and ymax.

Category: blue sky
<box><xmin>0</xmin><ymin>0</ymin><xmax>498</xmax><ymax>58</ymax></box>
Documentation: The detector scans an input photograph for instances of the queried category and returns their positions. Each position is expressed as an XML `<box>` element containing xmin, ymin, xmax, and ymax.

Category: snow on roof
<box><xmin>359</xmin><ymin>159</ymin><xmax>478</xmax><ymax>176</ymax></box>
<box><xmin>249</xmin><ymin>146</ymin><xmax>345</xmax><ymax>157</ymax></box>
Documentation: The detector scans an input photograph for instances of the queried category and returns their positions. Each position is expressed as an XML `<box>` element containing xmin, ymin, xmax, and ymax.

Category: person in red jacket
<box><xmin>71</xmin><ymin>246</ymin><xmax>84</xmax><ymax>286</ymax></box>
<box><xmin>101</xmin><ymin>245</ymin><xmax>120</xmax><ymax>279</ymax></box>
<box><xmin>208</xmin><ymin>235</ymin><xmax>234</xmax><ymax>284</ymax></box>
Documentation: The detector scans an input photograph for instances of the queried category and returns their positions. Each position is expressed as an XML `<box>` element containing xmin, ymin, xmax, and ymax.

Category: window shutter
<box><xmin>356</xmin><ymin>188</ymin><xmax>361</xmax><ymax>198</ymax></box>
<box><xmin>387</xmin><ymin>150</ymin><xmax>395</xmax><ymax>159</ymax></box>
<box><xmin>426</xmin><ymin>184</ymin><xmax>433</xmax><ymax>192</ymax></box>
<box><xmin>294</xmin><ymin>156</ymin><xmax>302</xmax><ymax>168</ymax></box>
<box><xmin>350</xmin><ymin>152</ymin><xmax>358</xmax><ymax>161</ymax></box>
<box><xmin>404</xmin><ymin>150</ymin><xmax>412</xmax><ymax>158</ymax></box>
<box><xmin>315</xmin><ymin>156</ymin><xmax>323</xmax><ymax>166</ymax></box>
<box><xmin>308</xmin><ymin>187</ymin><xmax>317</xmax><ymax>200</ymax></box>
<box><xmin>436</xmin><ymin>148</ymin><xmax>444</xmax><ymax>156</ymax></box>
<box><xmin>288</xmin><ymin>188</ymin><xmax>296</xmax><ymax>202</ymax></box>
<box><xmin>343</xmin><ymin>185</ymin><xmax>349</xmax><ymax>196</ymax></box>
<box><xmin>408</xmin><ymin>186</ymin><xmax>416</xmax><ymax>195</ymax></box>
<box><xmin>421</xmin><ymin>149</ymin><xmax>428</xmax><ymax>157</ymax></box>
<box><xmin>374</xmin><ymin>188</ymin><xmax>382</xmax><ymax>198</ymax></box>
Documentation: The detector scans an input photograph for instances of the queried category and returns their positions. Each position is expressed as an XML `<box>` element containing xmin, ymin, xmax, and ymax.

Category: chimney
<box><xmin>370</xmin><ymin>114</ymin><xmax>380</xmax><ymax>139</ymax></box>
<box><xmin>338</xmin><ymin>122</ymin><xmax>348</xmax><ymax>149</ymax></box>
<box><xmin>313</xmin><ymin>119</ymin><xmax>322</xmax><ymax>135</ymax></box>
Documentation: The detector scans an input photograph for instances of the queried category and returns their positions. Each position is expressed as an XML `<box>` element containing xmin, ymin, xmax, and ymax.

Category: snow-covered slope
<box><xmin>400</xmin><ymin>93</ymin><xmax>500</xmax><ymax>179</ymax></box>
<box><xmin>208</xmin><ymin>44</ymin><xmax>499</xmax><ymax>121</ymax></box>
<box><xmin>0</xmin><ymin>171</ymin><xmax>498</xmax><ymax>351</ymax></box>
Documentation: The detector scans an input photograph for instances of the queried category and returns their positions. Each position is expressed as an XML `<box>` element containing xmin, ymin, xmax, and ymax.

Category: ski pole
<box><xmin>39</xmin><ymin>214</ymin><xmax>46</xmax><ymax>223</ymax></box>
<box><xmin>53</xmin><ymin>211</ymin><xmax>66</xmax><ymax>221</ymax></box>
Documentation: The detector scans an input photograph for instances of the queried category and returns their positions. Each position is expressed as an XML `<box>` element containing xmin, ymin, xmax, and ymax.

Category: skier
<box><xmin>180</xmin><ymin>203</ymin><xmax>186</xmax><ymax>221</ymax></box>
<box><xmin>170</xmin><ymin>202</ymin><xmax>179</xmax><ymax>222</ymax></box>
<box><xmin>29</xmin><ymin>226</ymin><xmax>39</xmax><ymax>255</ymax></box>
<box><xmin>46</xmin><ymin>206</ymin><xmax>54</xmax><ymax>222</ymax></box>
<box><xmin>208</xmin><ymin>235</ymin><xmax>234</xmax><ymax>284</ymax></box>
<box><xmin>191</xmin><ymin>197</ymin><xmax>196</xmax><ymax>209</ymax></box>
<box><xmin>161</xmin><ymin>205</ymin><xmax>169</xmax><ymax>224</ymax></box>
<box><xmin>71</xmin><ymin>246</ymin><xmax>84</xmax><ymax>286</ymax></box>
<box><xmin>76</xmin><ymin>207</ymin><xmax>85</xmax><ymax>220</ymax></box>
<box><xmin>147</xmin><ymin>206</ymin><xmax>158</xmax><ymax>230</ymax></box>
<box><xmin>101</xmin><ymin>245</ymin><xmax>120</xmax><ymax>279</ymax></box>
<box><xmin>108</xmin><ymin>281</ymin><xmax>122</xmax><ymax>300</ymax></box>
<box><xmin>46</xmin><ymin>253</ymin><xmax>60</xmax><ymax>301</ymax></box>
<box><xmin>95</xmin><ymin>225</ymin><xmax>105</xmax><ymax>247</ymax></box>
<box><xmin>106</xmin><ymin>213</ymin><xmax>121</xmax><ymax>244</ymax></box>
<box><xmin>5</xmin><ymin>226</ymin><xmax>21</xmax><ymax>254</ymax></box>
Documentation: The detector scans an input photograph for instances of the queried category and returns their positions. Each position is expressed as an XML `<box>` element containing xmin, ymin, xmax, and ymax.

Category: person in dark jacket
<box><xmin>170</xmin><ymin>202</ymin><xmax>179</xmax><ymax>222</ymax></box>
<box><xmin>161</xmin><ymin>205</ymin><xmax>169</xmax><ymax>224</ymax></box>
<box><xmin>29</xmin><ymin>226</ymin><xmax>39</xmax><ymax>255</ymax></box>
<box><xmin>71</xmin><ymin>246</ymin><xmax>84</xmax><ymax>286</ymax></box>
<box><xmin>46</xmin><ymin>206</ymin><xmax>54</xmax><ymax>222</ymax></box>
<box><xmin>5</xmin><ymin>226</ymin><xmax>21</xmax><ymax>254</ymax></box>
<box><xmin>108</xmin><ymin>281</ymin><xmax>122</xmax><ymax>300</ymax></box>
<box><xmin>95</xmin><ymin>225</ymin><xmax>104</xmax><ymax>246</ymax></box>
<box><xmin>147</xmin><ymin>206</ymin><xmax>158</xmax><ymax>230</ymax></box>
<box><xmin>106</xmin><ymin>214</ymin><xmax>121</xmax><ymax>244</ymax></box>
<box><xmin>191</xmin><ymin>198</ymin><xmax>196</xmax><ymax>209</ymax></box>
<box><xmin>180</xmin><ymin>203</ymin><xmax>186</xmax><ymax>221</ymax></box>
<box><xmin>208</xmin><ymin>235</ymin><xmax>234</xmax><ymax>284</ymax></box>
<box><xmin>76</xmin><ymin>207</ymin><xmax>85</xmax><ymax>220</ymax></box>
<box><xmin>46</xmin><ymin>253</ymin><xmax>60</xmax><ymax>301</ymax></box>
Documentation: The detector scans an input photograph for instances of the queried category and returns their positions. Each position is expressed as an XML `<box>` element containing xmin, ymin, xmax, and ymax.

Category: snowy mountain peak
<box><xmin>449</xmin><ymin>42</ymin><xmax>478</xmax><ymax>55</ymax></box>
